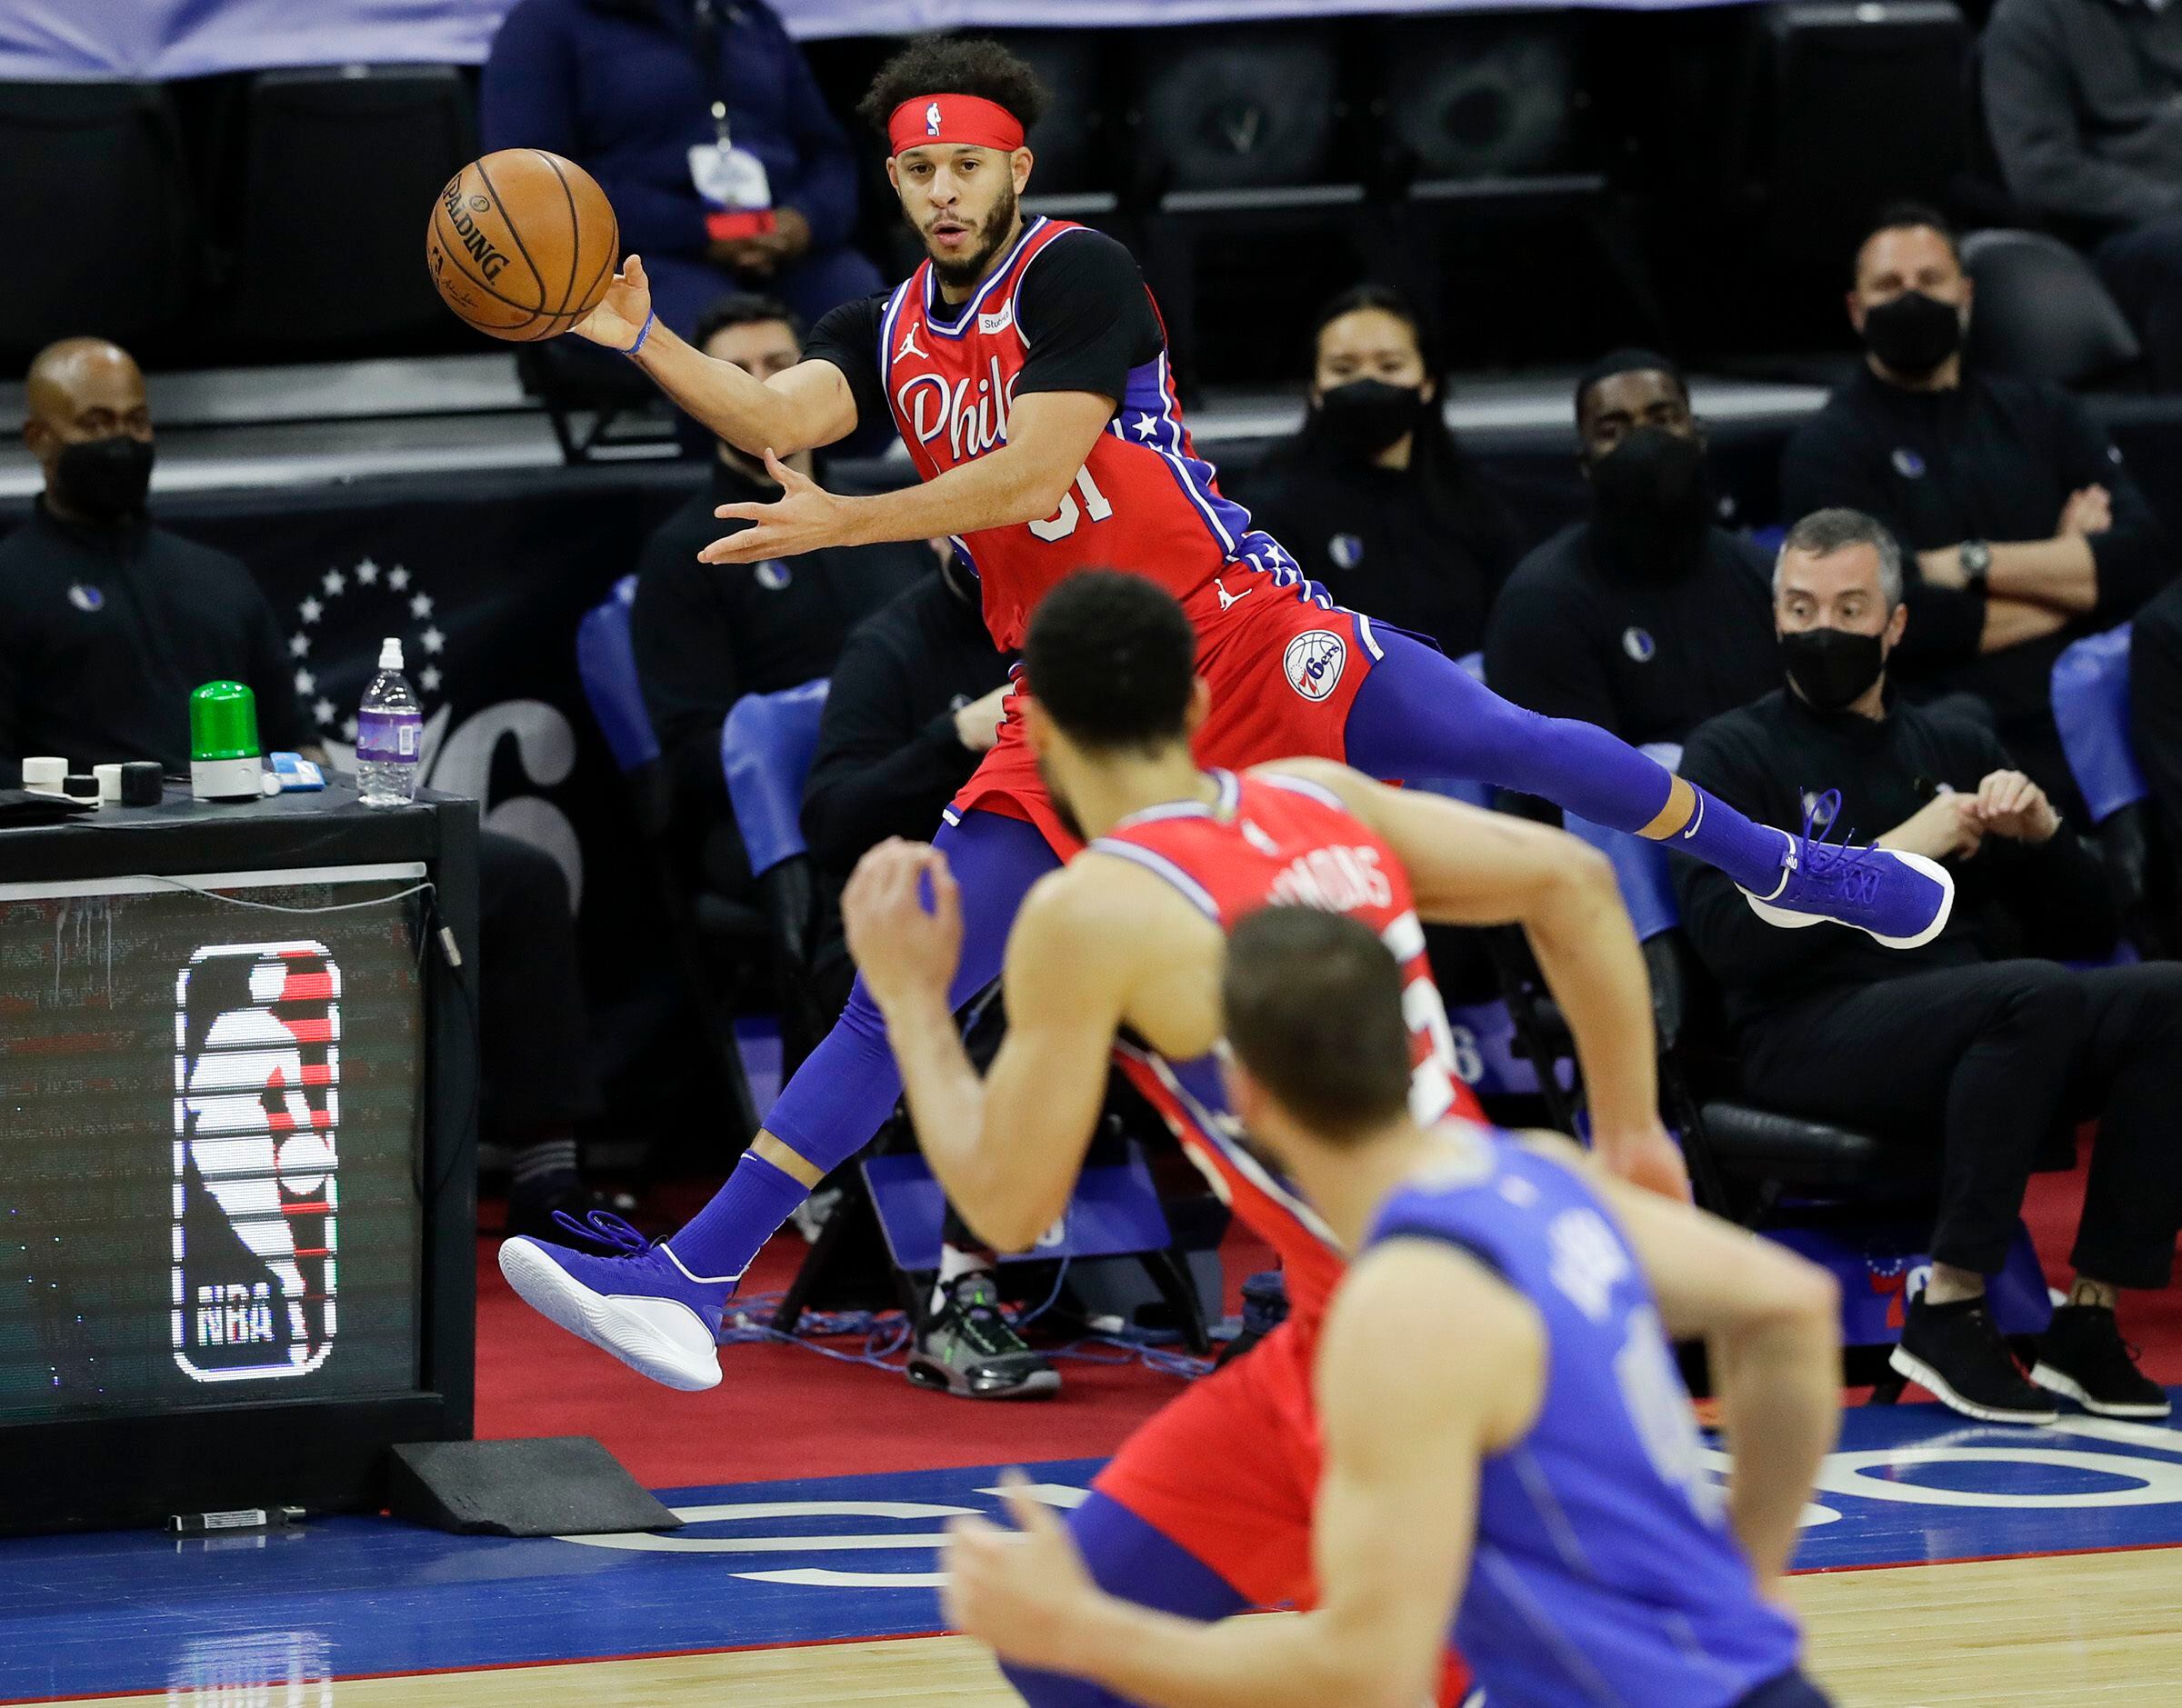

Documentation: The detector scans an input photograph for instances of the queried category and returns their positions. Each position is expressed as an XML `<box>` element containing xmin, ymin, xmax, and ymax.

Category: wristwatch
<box><xmin>1958</xmin><ymin>539</ymin><xmax>1992</xmax><ymax>594</ymax></box>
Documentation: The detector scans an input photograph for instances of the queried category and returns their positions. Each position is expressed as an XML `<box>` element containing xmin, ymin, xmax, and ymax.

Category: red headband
<box><xmin>887</xmin><ymin>94</ymin><xmax>1025</xmax><ymax>157</ymax></box>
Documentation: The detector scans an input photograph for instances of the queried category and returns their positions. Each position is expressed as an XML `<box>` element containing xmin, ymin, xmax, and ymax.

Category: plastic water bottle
<box><xmin>355</xmin><ymin>637</ymin><xmax>423</xmax><ymax>807</ymax></box>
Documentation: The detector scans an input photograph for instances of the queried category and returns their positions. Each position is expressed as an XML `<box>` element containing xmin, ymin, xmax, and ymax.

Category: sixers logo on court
<box><xmin>172</xmin><ymin>941</ymin><xmax>343</xmax><ymax>1383</ymax></box>
<box><xmin>1283</xmin><ymin>629</ymin><xmax>1346</xmax><ymax>702</ymax></box>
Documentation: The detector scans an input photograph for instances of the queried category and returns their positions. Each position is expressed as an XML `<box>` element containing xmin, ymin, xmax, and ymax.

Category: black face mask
<box><xmin>1586</xmin><ymin>426</ymin><xmax>1711</xmax><ymax>575</ymax></box>
<box><xmin>1780</xmin><ymin>625</ymin><xmax>1888</xmax><ymax>712</ymax></box>
<box><xmin>1861</xmin><ymin>291</ymin><xmax>1963</xmax><ymax>380</ymax></box>
<box><xmin>53</xmin><ymin>433</ymin><xmax>155</xmax><ymax>521</ymax></box>
<box><xmin>1314</xmin><ymin>379</ymin><xmax>1428</xmax><ymax>462</ymax></box>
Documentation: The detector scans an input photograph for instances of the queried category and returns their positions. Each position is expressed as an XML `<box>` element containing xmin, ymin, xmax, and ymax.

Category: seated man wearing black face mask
<box><xmin>0</xmin><ymin>337</ymin><xmax>615</xmax><ymax>1241</ymax></box>
<box><xmin>0</xmin><ymin>337</ymin><xmax>307</xmax><ymax>781</ymax></box>
<box><xmin>1782</xmin><ymin>204</ymin><xmax>2176</xmax><ymax>816</ymax></box>
<box><xmin>1234</xmin><ymin>285</ymin><xmax>1524</xmax><ymax>660</ymax></box>
<box><xmin>1484</xmin><ymin>351</ymin><xmax>1779</xmax><ymax>754</ymax></box>
<box><xmin>1679</xmin><ymin>505</ymin><xmax>2182</xmax><ymax>1426</ymax></box>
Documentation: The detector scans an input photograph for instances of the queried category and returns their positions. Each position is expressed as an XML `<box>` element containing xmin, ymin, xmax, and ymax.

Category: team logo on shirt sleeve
<box><xmin>1283</xmin><ymin>629</ymin><xmax>1346</xmax><ymax>702</ymax></box>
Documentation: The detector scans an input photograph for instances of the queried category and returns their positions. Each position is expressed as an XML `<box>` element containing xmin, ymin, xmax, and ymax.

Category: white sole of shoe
<box><xmin>1889</xmin><ymin>1344</ymin><xmax>2057</xmax><ymax>1425</ymax></box>
<box><xmin>2029</xmin><ymin>1361</ymin><xmax>2174</xmax><ymax>1419</ymax></box>
<box><xmin>498</xmin><ymin>1237</ymin><xmax>723</xmax><ymax>1393</ymax></box>
<box><xmin>1745</xmin><ymin>848</ymin><xmax>1956</xmax><ymax>950</ymax></box>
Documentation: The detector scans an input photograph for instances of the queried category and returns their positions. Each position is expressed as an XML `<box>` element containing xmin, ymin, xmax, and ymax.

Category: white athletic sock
<box><xmin>932</xmin><ymin>1243</ymin><xmax>993</xmax><ymax>1313</ymax></box>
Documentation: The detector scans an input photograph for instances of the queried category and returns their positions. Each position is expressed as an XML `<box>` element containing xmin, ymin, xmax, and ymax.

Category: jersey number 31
<box><xmin>1028</xmin><ymin>465</ymin><xmax>1114</xmax><ymax>542</ymax></box>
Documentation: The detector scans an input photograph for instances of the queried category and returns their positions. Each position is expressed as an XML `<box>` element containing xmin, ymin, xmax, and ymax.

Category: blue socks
<box><xmin>1665</xmin><ymin>783</ymin><xmax>1792</xmax><ymax>896</ymax></box>
<box><xmin>1344</xmin><ymin>629</ymin><xmax>1791</xmax><ymax>894</ymax></box>
<box><xmin>666</xmin><ymin>1151</ymin><xmax>809</xmax><ymax>1286</ymax></box>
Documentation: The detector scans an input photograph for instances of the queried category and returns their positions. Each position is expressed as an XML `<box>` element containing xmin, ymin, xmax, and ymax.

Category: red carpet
<box><xmin>476</xmin><ymin>1152</ymin><xmax>2182</xmax><ymax>1490</ymax></box>
<box><xmin>475</xmin><ymin>1207</ymin><xmax>1276</xmax><ymax>1490</ymax></box>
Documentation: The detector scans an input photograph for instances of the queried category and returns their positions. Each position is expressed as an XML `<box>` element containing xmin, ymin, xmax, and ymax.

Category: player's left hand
<box><xmin>943</xmin><ymin>1472</ymin><xmax>1101</xmax><ymax>1673</ymax></box>
<box><xmin>1971</xmin><ymin>768</ymin><xmax>2060</xmax><ymax>844</ymax></box>
<box><xmin>700</xmin><ymin>449</ymin><xmax>856</xmax><ymax>564</ymax></box>
<box><xmin>842</xmin><ymin>839</ymin><xmax>963</xmax><ymax>1014</ymax></box>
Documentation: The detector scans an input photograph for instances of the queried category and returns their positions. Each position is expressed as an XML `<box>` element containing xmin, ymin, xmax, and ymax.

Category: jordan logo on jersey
<box><xmin>896</xmin><ymin>322</ymin><xmax>926</xmax><ymax>362</ymax></box>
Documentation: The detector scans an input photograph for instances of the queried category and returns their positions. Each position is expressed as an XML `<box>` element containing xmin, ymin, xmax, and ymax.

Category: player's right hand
<box><xmin>943</xmin><ymin>1472</ymin><xmax>1103</xmax><ymax>1673</ymax></box>
<box><xmin>1877</xmin><ymin>791</ymin><xmax>1984</xmax><ymax>863</ymax></box>
<box><xmin>572</xmin><ymin>254</ymin><xmax>652</xmax><ymax>351</ymax></box>
<box><xmin>842</xmin><ymin>839</ymin><xmax>964</xmax><ymax>1014</ymax></box>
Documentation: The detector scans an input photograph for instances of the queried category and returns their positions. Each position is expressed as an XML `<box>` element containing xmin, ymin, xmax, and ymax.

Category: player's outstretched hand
<box><xmin>943</xmin><ymin>1472</ymin><xmax>1101</xmax><ymax>1674</ymax></box>
<box><xmin>572</xmin><ymin>255</ymin><xmax>652</xmax><ymax>351</ymax></box>
<box><xmin>843</xmin><ymin>839</ymin><xmax>964</xmax><ymax>1015</ymax></box>
<box><xmin>701</xmin><ymin>449</ymin><xmax>854</xmax><ymax>564</ymax></box>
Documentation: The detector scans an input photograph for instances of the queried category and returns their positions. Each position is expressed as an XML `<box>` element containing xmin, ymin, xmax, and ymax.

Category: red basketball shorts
<box><xmin>949</xmin><ymin>567</ymin><xmax>1386</xmax><ymax>853</ymax></box>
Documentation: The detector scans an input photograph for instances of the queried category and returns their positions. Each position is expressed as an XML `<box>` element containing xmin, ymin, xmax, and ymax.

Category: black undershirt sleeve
<box><xmin>803</xmin><ymin>294</ymin><xmax>891</xmax><ymax>435</ymax></box>
<box><xmin>1013</xmin><ymin>229</ymin><xmax>1163</xmax><ymax>405</ymax></box>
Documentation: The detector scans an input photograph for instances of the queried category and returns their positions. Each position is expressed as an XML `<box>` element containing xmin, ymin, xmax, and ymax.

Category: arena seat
<box><xmin>1963</xmin><ymin>230</ymin><xmax>2142</xmax><ymax>390</ymax></box>
<box><xmin>722</xmin><ymin>679</ymin><xmax>835</xmax><ymax>1074</ymax></box>
<box><xmin>2053</xmin><ymin>624</ymin><xmax>2180</xmax><ymax>955</ymax></box>
<box><xmin>1723</xmin><ymin>1</ymin><xmax>1970</xmax><ymax>305</ymax></box>
<box><xmin>998</xmin><ymin>31</ymin><xmax>1112</xmax><ymax>215</ymax></box>
<box><xmin>0</xmin><ymin>81</ymin><xmax>198</xmax><ymax>357</ymax></box>
<box><xmin>225</xmin><ymin>65</ymin><xmax>476</xmax><ymax>350</ymax></box>
<box><xmin>575</xmin><ymin>576</ymin><xmax>761</xmax><ymax>1140</ymax></box>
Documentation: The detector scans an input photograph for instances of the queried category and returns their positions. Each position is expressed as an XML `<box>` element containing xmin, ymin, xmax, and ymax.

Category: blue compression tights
<box><xmin>667</xmin><ymin>626</ymin><xmax>1788</xmax><ymax>1281</ymax></box>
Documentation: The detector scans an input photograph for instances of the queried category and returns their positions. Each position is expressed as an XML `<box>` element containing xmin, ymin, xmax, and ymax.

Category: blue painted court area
<box><xmin>8</xmin><ymin>1397</ymin><xmax>2182</xmax><ymax>1703</ymax></box>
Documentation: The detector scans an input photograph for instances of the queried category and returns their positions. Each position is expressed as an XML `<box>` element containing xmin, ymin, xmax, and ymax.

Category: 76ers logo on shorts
<box><xmin>1283</xmin><ymin>629</ymin><xmax>1347</xmax><ymax>702</ymax></box>
<box><xmin>172</xmin><ymin>941</ymin><xmax>342</xmax><ymax>1383</ymax></box>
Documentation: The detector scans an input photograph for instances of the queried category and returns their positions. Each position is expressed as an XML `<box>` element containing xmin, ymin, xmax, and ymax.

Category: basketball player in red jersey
<box><xmin>839</xmin><ymin>571</ymin><xmax>1684</xmax><ymax>1707</ymax></box>
<box><xmin>498</xmin><ymin>37</ymin><xmax>1942</xmax><ymax>1398</ymax></box>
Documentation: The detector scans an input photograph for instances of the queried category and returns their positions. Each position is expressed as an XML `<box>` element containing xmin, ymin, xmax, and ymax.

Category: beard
<box><xmin>1034</xmin><ymin>746</ymin><xmax>1087</xmax><ymax>846</ymax></box>
<box><xmin>926</xmin><ymin>182</ymin><xmax>1020</xmax><ymax>290</ymax></box>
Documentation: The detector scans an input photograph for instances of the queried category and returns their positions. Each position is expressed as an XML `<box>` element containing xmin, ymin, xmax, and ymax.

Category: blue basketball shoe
<box><xmin>1741</xmin><ymin>789</ymin><xmax>1955</xmax><ymax>949</ymax></box>
<box><xmin>498</xmin><ymin>1213</ymin><xmax>736</xmax><ymax>1392</ymax></box>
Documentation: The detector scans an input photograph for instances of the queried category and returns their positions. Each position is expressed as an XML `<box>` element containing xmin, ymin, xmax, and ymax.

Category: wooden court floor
<box><xmin>59</xmin><ymin>1543</ymin><xmax>2182</xmax><ymax>1706</ymax></box>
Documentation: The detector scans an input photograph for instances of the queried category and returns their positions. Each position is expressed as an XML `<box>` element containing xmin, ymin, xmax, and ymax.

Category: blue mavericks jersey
<box><xmin>1363</xmin><ymin>1132</ymin><xmax>1803</xmax><ymax>1708</ymax></box>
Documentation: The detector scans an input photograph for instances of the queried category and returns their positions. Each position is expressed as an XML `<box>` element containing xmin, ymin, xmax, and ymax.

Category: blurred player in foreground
<box><xmin>944</xmin><ymin>905</ymin><xmax>1843</xmax><ymax>1708</ymax></box>
<box><xmin>843</xmin><ymin>571</ymin><xmax>1685</xmax><ymax>1703</ymax></box>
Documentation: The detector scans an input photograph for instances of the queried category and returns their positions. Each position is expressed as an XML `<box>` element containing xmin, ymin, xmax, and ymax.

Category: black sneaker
<box><xmin>1891</xmin><ymin>1295</ymin><xmax>2058</xmax><ymax>1425</ymax></box>
<box><xmin>2032</xmin><ymin>1304</ymin><xmax>2172</xmax><ymax>1419</ymax></box>
<box><xmin>906</xmin><ymin>1273</ymin><xmax>1060</xmax><ymax>1400</ymax></box>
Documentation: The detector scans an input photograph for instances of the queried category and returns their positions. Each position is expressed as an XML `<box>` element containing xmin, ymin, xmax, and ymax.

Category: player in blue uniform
<box><xmin>946</xmin><ymin>906</ymin><xmax>1842</xmax><ymax>1708</ymax></box>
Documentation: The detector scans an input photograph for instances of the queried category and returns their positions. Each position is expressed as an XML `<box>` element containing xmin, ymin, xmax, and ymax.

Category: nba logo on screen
<box><xmin>171</xmin><ymin>942</ymin><xmax>343</xmax><ymax>1383</ymax></box>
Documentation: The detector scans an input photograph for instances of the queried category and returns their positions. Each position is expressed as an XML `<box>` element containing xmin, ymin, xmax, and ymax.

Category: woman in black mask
<box><xmin>1234</xmin><ymin>285</ymin><xmax>1524</xmax><ymax>658</ymax></box>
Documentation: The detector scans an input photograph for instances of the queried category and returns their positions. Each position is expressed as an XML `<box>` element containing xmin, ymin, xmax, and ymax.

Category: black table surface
<box><xmin>0</xmin><ymin>775</ymin><xmax>478</xmax><ymax>886</ymax></box>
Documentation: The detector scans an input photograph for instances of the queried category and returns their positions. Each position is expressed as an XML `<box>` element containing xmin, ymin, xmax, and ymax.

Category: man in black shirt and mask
<box><xmin>0</xmin><ymin>338</ymin><xmax>305</xmax><ymax>779</ymax></box>
<box><xmin>1782</xmin><ymin>204</ymin><xmax>2174</xmax><ymax>814</ymax></box>
<box><xmin>1235</xmin><ymin>285</ymin><xmax>1522</xmax><ymax>660</ymax></box>
<box><xmin>1485</xmin><ymin>351</ymin><xmax>1777</xmax><ymax>751</ymax></box>
<box><xmin>1679</xmin><ymin>505</ymin><xmax>2182</xmax><ymax>1426</ymax></box>
<box><xmin>631</xmin><ymin>294</ymin><xmax>929</xmax><ymax>876</ymax></box>
<box><xmin>0</xmin><ymin>338</ymin><xmax>613</xmax><ymax>1240</ymax></box>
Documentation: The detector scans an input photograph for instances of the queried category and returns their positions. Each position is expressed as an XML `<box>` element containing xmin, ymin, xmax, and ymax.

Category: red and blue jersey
<box><xmin>1093</xmin><ymin>768</ymin><xmax>1482</xmax><ymax>1336</ymax></box>
<box><xmin>873</xmin><ymin>216</ymin><xmax>1316</xmax><ymax>648</ymax></box>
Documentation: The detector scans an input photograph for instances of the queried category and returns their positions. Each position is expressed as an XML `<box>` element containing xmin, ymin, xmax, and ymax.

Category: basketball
<box><xmin>425</xmin><ymin>149</ymin><xmax>618</xmax><ymax>343</ymax></box>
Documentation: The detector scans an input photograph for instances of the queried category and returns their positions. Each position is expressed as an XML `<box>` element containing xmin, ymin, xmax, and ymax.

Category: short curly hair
<box><xmin>856</xmin><ymin>36</ymin><xmax>1050</xmax><ymax>138</ymax></box>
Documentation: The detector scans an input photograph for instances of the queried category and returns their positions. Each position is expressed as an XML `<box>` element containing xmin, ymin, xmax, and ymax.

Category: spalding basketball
<box><xmin>426</xmin><ymin>150</ymin><xmax>619</xmax><ymax>342</ymax></box>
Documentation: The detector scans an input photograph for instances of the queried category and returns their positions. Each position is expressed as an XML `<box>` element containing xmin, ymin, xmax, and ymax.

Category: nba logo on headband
<box><xmin>926</xmin><ymin>101</ymin><xmax>943</xmax><ymax>136</ymax></box>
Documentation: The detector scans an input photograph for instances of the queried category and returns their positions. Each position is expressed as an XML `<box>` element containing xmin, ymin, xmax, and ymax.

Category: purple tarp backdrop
<box><xmin>0</xmin><ymin>0</ymin><xmax>1734</xmax><ymax>82</ymax></box>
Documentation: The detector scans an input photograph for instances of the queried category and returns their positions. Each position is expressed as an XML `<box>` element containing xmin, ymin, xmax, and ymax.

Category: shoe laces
<box><xmin>936</xmin><ymin>1275</ymin><xmax>1030</xmax><ymax>1358</ymax></box>
<box><xmin>549</xmin><ymin>1208</ymin><xmax>652</xmax><ymax>1254</ymax></box>
<box><xmin>1792</xmin><ymin>789</ymin><xmax>1881</xmax><ymax>907</ymax></box>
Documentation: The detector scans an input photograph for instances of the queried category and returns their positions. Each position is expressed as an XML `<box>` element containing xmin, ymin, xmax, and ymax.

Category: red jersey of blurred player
<box><xmin>1094</xmin><ymin>767</ymin><xmax>1484</xmax><ymax>1338</ymax></box>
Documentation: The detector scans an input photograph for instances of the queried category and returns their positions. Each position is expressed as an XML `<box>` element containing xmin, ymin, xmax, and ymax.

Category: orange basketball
<box><xmin>425</xmin><ymin>150</ymin><xmax>619</xmax><ymax>343</ymax></box>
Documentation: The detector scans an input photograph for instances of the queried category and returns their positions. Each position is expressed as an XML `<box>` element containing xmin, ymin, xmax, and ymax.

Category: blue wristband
<box><xmin>626</xmin><ymin>310</ymin><xmax>657</xmax><ymax>356</ymax></box>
